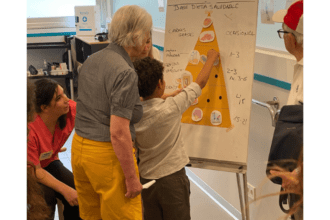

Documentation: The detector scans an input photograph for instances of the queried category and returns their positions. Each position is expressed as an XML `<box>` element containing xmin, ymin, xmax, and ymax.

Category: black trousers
<box><xmin>140</xmin><ymin>168</ymin><xmax>191</xmax><ymax>220</ymax></box>
<box><xmin>39</xmin><ymin>160</ymin><xmax>82</xmax><ymax>220</ymax></box>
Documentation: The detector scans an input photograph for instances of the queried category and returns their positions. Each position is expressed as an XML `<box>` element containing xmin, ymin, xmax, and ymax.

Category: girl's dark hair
<box><xmin>34</xmin><ymin>78</ymin><xmax>67</xmax><ymax>129</ymax></box>
<box><xmin>133</xmin><ymin>57</ymin><xmax>164</xmax><ymax>98</ymax></box>
<box><xmin>27</xmin><ymin>162</ymin><xmax>51</xmax><ymax>220</ymax></box>
<box><xmin>27</xmin><ymin>78</ymin><xmax>51</xmax><ymax>219</ymax></box>
<box><xmin>27</xmin><ymin>79</ymin><xmax>35</xmax><ymax>136</ymax></box>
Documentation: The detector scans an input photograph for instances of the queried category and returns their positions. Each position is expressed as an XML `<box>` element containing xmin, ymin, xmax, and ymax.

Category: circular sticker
<box><xmin>210</xmin><ymin>110</ymin><xmax>222</xmax><ymax>126</ymax></box>
<box><xmin>192</xmin><ymin>108</ymin><xmax>203</xmax><ymax>122</ymax></box>
<box><xmin>175</xmin><ymin>78</ymin><xmax>182</xmax><ymax>89</ymax></box>
<box><xmin>203</xmin><ymin>17</ymin><xmax>213</xmax><ymax>28</ymax></box>
<box><xmin>181</xmin><ymin>71</ymin><xmax>193</xmax><ymax>88</ymax></box>
<box><xmin>199</xmin><ymin>31</ymin><xmax>215</xmax><ymax>43</ymax></box>
<box><xmin>188</xmin><ymin>50</ymin><xmax>200</xmax><ymax>65</ymax></box>
<box><xmin>200</xmin><ymin>54</ymin><xmax>207</xmax><ymax>64</ymax></box>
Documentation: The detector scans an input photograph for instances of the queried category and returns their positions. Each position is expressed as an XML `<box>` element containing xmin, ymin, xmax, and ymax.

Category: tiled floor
<box><xmin>55</xmin><ymin>130</ymin><xmax>235</xmax><ymax>220</ymax></box>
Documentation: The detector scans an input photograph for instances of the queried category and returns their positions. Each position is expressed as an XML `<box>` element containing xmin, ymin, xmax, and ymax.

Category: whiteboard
<box><xmin>163</xmin><ymin>0</ymin><xmax>259</xmax><ymax>169</ymax></box>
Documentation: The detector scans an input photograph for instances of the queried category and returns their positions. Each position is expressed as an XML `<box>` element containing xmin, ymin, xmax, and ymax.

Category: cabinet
<box><xmin>75</xmin><ymin>36</ymin><xmax>109</xmax><ymax>63</ymax></box>
<box><xmin>27</xmin><ymin>36</ymin><xmax>75</xmax><ymax>100</ymax></box>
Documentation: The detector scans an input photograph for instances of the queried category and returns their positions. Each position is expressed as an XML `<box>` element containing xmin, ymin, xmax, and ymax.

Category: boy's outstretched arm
<box><xmin>161</xmin><ymin>88</ymin><xmax>183</xmax><ymax>99</ymax></box>
<box><xmin>195</xmin><ymin>49</ymin><xmax>220</xmax><ymax>89</ymax></box>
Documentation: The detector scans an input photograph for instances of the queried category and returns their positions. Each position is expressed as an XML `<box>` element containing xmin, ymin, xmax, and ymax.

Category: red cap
<box><xmin>273</xmin><ymin>0</ymin><xmax>303</xmax><ymax>34</ymax></box>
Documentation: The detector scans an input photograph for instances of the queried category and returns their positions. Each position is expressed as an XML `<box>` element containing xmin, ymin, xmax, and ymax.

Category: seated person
<box><xmin>133</xmin><ymin>49</ymin><xmax>219</xmax><ymax>220</ymax></box>
<box><xmin>27</xmin><ymin>78</ymin><xmax>81</xmax><ymax>220</ymax></box>
<box><xmin>27</xmin><ymin>79</ymin><xmax>50</xmax><ymax>220</ymax></box>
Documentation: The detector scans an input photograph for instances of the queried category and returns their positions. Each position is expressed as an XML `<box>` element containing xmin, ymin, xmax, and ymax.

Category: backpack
<box><xmin>266</xmin><ymin>104</ymin><xmax>303</xmax><ymax>214</ymax></box>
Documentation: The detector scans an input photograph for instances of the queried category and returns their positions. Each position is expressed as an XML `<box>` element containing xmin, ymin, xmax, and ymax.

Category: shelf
<box><xmin>27</xmin><ymin>35</ymin><xmax>75</xmax><ymax>100</ymax></box>
<box><xmin>27</xmin><ymin>36</ymin><xmax>73</xmax><ymax>50</ymax></box>
<box><xmin>28</xmin><ymin>72</ymin><xmax>73</xmax><ymax>79</ymax></box>
<box><xmin>27</xmin><ymin>42</ymin><xmax>71</xmax><ymax>50</ymax></box>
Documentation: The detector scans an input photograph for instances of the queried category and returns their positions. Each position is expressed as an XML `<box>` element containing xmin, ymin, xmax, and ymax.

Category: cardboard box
<box><xmin>75</xmin><ymin>5</ymin><xmax>101</xmax><ymax>36</ymax></box>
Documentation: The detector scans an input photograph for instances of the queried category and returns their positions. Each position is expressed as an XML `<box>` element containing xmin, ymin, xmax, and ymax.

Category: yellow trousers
<box><xmin>71</xmin><ymin>132</ymin><xmax>142</xmax><ymax>220</ymax></box>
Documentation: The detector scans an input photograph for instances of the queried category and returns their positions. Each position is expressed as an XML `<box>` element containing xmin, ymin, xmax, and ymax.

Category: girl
<box><xmin>27</xmin><ymin>78</ymin><xmax>81</xmax><ymax>220</ymax></box>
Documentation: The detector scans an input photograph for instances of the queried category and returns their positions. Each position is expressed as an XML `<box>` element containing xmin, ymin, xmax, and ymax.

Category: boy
<box><xmin>133</xmin><ymin>49</ymin><xmax>219</xmax><ymax>220</ymax></box>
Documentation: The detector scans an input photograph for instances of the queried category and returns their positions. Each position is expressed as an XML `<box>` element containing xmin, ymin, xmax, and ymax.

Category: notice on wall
<box><xmin>163</xmin><ymin>0</ymin><xmax>259</xmax><ymax>164</ymax></box>
<box><xmin>285</xmin><ymin>0</ymin><xmax>297</xmax><ymax>9</ymax></box>
<box><xmin>260</xmin><ymin>0</ymin><xmax>275</xmax><ymax>24</ymax></box>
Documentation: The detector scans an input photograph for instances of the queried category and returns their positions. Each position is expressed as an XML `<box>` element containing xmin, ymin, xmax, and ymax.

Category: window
<box><xmin>27</xmin><ymin>0</ymin><xmax>96</xmax><ymax>18</ymax></box>
<box><xmin>113</xmin><ymin>0</ymin><xmax>166</xmax><ymax>30</ymax></box>
<box><xmin>27</xmin><ymin>0</ymin><xmax>288</xmax><ymax>51</ymax></box>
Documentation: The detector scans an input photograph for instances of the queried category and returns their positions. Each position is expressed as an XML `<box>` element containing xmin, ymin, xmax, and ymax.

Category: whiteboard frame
<box><xmin>188</xmin><ymin>157</ymin><xmax>247</xmax><ymax>173</ymax></box>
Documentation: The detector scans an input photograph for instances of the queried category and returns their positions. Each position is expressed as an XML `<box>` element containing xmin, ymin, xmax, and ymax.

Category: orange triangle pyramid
<box><xmin>180</xmin><ymin>11</ymin><xmax>232</xmax><ymax>128</ymax></box>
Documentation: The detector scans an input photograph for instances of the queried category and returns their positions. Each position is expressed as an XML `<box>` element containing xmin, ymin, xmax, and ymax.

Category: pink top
<box><xmin>27</xmin><ymin>100</ymin><xmax>76</xmax><ymax>168</ymax></box>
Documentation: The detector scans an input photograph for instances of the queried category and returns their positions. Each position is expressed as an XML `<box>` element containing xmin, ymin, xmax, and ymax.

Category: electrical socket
<box><xmin>247</xmin><ymin>183</ymin><xmax>256</xmax><ymax>200</ymax></box>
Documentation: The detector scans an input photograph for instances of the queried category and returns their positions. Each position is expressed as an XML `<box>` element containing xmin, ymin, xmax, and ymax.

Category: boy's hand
<box><xmin>206</xmin><ymin>49</ymin><xmax>220</xmax><ymax>63</ymax></box>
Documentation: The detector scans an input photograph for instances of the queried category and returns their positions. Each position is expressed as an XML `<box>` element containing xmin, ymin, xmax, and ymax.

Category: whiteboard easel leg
<box><xmin>236</xmin><ymin>173</ymin><xmax>246</xmax><ymax>220</ymax></box>
<box><xmin>243</xmin><ymin>173</ymin><xmax>250</xmax><ymax>220</ymax></box>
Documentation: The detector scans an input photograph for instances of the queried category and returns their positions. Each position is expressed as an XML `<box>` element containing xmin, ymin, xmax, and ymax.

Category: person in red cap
<box><xmin>273</xmin><ymin>0</ymin><xmax>303</xmax><ymax>106</ymax></box>
<box><xmin>271</xmin><ymin>1</ymin><xmax>304</xmax><ymax>220</ymax></box>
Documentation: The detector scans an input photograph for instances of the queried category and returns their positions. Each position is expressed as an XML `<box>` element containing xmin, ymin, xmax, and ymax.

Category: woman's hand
<box><xmin>110</xmin><ymin>115</ymin><xmax>143</xmax><ymax>199</ymax></box>
<box><xmin>270</xmin><ymin>169</ymin><xmax>301</xmax><ymax>193</ymax></box>
<box><xmin>61</xmin><ymin>186</ymin><xmax>79</xmax><ymax>206</ymax></box>
<box><xmin>35</xmin><ymin>165</ymin><xmax>79</xmax><ymax>206</ymax></box>
<box><xmin>125</xmin><ymin>177</ymin><xmax>143</xmax><ymax>199</ymax></box>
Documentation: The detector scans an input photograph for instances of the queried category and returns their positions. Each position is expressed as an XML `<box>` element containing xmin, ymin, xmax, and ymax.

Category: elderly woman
<box><xmin>71</xmin><ymin>5</ymin><xmax>152</xmax><ymax>220</ymax></box>
<box><xmin>131</xmin><ymin>31</ymin><xmax>161</xmax><ymax>62</ymax></box>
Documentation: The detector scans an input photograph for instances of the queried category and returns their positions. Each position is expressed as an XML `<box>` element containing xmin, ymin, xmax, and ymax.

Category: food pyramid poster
<box><xmin>179</xmin><ymin>11</ymin><xmax>232</xmax><ymax>128</ymax></box>
<box><xmin>163</xmin><ymin>0</ymin><xmax>258</xmax><ymax>163</ymax></box>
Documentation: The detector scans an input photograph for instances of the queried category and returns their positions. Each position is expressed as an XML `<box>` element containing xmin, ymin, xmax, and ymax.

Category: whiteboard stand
<box><xmin>189</xmin><ymin>158</ymin><xmax>249</xmax><ymax>220</ymax></box>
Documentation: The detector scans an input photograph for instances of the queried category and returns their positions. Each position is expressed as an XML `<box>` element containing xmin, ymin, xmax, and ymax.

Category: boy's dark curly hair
<box><xmin>133</xmin><ymin>57</ymin><xmax>164</xmax><ymax>98</ymax></box>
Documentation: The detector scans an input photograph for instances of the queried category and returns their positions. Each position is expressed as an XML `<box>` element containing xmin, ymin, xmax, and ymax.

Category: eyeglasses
<box><xmin>277</xmin><ymin>29</ymin><xmax>295</xmax><ymax>39</ymax></box>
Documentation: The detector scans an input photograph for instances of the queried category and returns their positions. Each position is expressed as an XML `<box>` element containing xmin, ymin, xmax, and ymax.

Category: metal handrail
<box><xmin>252</xmin><ymin>97</ymin><xmax>280</xmax><ymax>127</ymax></box>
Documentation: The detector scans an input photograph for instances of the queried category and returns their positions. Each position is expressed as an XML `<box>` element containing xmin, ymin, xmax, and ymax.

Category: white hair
<box><xmin>108</xmin><ymin>5</ymin><xmax>152</xmax><ymax>47</ymax></box>
<box><xmin>283</xmin><ymin>23</ymin><xmax>303</xmax><ymax>47</ymax></box>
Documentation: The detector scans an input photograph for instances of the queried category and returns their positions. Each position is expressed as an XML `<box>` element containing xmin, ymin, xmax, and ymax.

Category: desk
<box><xmin>75</xmin><ymin>36</ymin><xmax>109</xmax><ymax>63</ymax></box>
<box><xmin>27</xmin><ymin>36</ymin><xmax>75</xmax><ymax>100</ymax></box>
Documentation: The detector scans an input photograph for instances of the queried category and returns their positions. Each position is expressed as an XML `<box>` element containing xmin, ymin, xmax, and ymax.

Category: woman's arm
<box><xmin>110</xmin><ymin>115</ymin><xmax>143</xmax><ymax>199</ymax></box>
<box><xmin>35</xmin><ymin>165</ymin><xmax>78</xmax><ymax>206</ymax></box>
